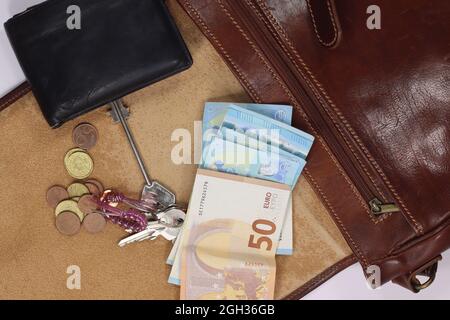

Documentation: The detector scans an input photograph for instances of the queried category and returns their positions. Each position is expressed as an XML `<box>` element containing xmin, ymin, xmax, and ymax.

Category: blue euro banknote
<box><xmin>202</xmin><ymin>102</ymin><xmax>293</xmax><ymax>153</ymax></box>
<box><xmin>218</xmin><ymin>105</ymin><xmax>314</xmax><ymax>159</ymax></box>
<box><xmin>201</xmin><ymin>136</ymin><xmax>306</xmax><ymax>188</ymax></box>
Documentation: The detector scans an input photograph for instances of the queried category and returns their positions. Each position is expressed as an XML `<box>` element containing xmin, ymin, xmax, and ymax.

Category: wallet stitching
<box><xmin>306</xmin><ymin>0</ymin><xmax>338</xmax><ymax>47</ymax></box>
<box><xmin>214</xmin><ymin>0</ymin><xmax>369</xmax><ymax>263</ymax></box>
<box><xmin>247</xmin><ymin>0</ymin><xmax>391</xmax><ymax>224</ymax></box>
<box><xmin>254</xmin><ymin>0</ymin><xmax>423</xmax><ymax>233</ymax></box>
<box><xmin>182</xmin><ymin>1</ymin><xmax>262</xmax><ymax>104</ymax></box>
<box><xmin>0</xmin><ymin>85</ymin><xmax>31</xmax><ymax>111</ymax></box>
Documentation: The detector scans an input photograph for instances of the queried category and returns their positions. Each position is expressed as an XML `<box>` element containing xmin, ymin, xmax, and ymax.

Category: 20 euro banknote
<box><xmin>201</xmin><ymin>136</ymin><xmax>306</xmax><ymax>188</ymax></box>
<box><xmin>202</xmin><ymin>102</ymin><xmax>293</xmax><ymax>153</ymax></box>
<box><xmin>218</xmin><ymin>105</ymin><xmax>314</xmax><ymax>160</ymax></box>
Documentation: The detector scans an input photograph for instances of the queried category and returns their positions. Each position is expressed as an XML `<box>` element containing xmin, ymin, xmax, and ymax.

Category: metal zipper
<box><xmin>227</xmin><ymin>0</ymin><xmax>400</xmax><ymax>216</ymax></box>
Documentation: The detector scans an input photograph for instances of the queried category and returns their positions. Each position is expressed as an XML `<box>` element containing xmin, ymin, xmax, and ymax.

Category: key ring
<box><xmin>96</xmin><ymin>194</ymin><xmax>148</xmax><ymax>233</ymax></box>
<box><xmin>101</xmin><ymin>189</ymin><xmax>158</xmax><ymax>213</ymax></box>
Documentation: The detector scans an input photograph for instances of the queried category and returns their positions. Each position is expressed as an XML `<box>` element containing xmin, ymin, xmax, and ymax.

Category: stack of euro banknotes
<box><xmin>167</xmin><ymin>102</ymin><xmax>314</xmax><ymax>299</ymax></box>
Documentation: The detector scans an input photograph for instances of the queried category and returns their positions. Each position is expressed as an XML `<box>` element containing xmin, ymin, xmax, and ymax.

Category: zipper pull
<box><xmin>369</xmin><ymin>198</ymin><xmax>400</xmax><ymax>215</ymax></box>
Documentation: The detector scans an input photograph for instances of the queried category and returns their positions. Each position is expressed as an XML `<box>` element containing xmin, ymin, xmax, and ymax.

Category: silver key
<box><xmin>119</xmin><ymin>207</ymin><xmax>185</xmax><ymax>245</ymax></box>
<box><xmin>118</xmin><ymin>225</ymin><xmax>164</xmax><ymax>247</ymax></box>
<box><xmin>137</xmin><ymin>227</ymin><xmax>166</xmax><ymax>242</ymax></box>
<box><xmin>109</xmin><ymin>100</ymin><xmax>176</xmax><ymax>209</ymax></box>
<box><xmin>142</xmin><ymin>224</ymin><xmax>178</xmax><ymax>242</ymax></box>
<box><xmin>156</xmin><ymin>207</ymin><xmax>186</xmax><ymax>241</ymax></box>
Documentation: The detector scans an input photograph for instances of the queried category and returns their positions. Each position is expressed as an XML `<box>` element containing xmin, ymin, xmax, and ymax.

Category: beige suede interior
<box><xmin>0</xmin><ymin>0</ymin><xmax>351</xmax><ymax>299</ymax></box>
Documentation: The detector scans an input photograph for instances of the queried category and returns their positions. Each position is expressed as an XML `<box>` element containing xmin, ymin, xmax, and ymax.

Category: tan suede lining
<box><xmin>0</xmin><ymin>0</ymin><xmax>351</xmax><ymax>299</ymax></box>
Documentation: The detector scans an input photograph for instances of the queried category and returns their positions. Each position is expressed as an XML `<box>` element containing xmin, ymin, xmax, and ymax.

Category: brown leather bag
<box><xmin>177</xmin><ymin>0</ymin><xmax>450</xmax><ymax>292</ymax></box>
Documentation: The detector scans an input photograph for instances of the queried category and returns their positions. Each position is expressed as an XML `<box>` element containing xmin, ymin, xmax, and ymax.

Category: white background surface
<box><xmin>1</xmin><ymin>0</ymin><xmax>448</xmax><ymax>300</ymax></box>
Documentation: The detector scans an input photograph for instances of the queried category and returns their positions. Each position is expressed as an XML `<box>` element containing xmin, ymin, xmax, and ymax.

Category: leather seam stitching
<box><xmin>220</xmin><ymin>0</ymin><xmax>378</xmax><ymax>224</ymax></box>
<box><xmin>315</xmin><ymin>136</ymin><xmax>380</xmax><ymax>222</ymax></box>
<box><xmin>216</xmin><ymin>2</ymin><xmax>318</xmax><ymax>134</ymax></box>
<box><xmin>216</xmin><ymin>0</ymin><xmax>374</xmax><ymax>258</ymax></box>
<box><xmin>251</xmin><ymin>0</ymin><xmax>391</xmax><ymax>217</ymax></box>
<box><xmin>305</xmin><ymin>169</ymin><xmax>369</xmax><ymax>266</ymax></box>
<box><xmin>254</xmin><ymin>0</ymin><xmax>422</xmax><ymax>233</ymax></box>
<box><xmin>306</xmin><ymin>0</ymin><xmax>338</xmax><ymax>47</ymax></box>
<box><xmin>247</xmin><ymin>0</ymin><xmax>390</xmax><ymax>223</ymax></box>
<box><xmin>181</xmin><ymin>1</ymin><xmax>262</xmax><ymax>104</ymax></box>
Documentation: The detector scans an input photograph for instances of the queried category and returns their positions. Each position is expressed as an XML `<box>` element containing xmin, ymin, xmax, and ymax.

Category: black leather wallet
<box><xmin>5</xmin><ymin>0</ymin><xmax>192</xmax><ymax>128</ymax></box>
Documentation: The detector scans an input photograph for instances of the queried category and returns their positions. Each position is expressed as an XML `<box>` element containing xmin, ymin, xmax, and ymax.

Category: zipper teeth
<box><xmin>228</xmin><ymin>0</ymin><xmax>384</xmax><ymax>204</ymax></box>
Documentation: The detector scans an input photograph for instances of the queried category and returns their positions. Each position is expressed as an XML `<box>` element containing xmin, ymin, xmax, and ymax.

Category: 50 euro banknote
<box><xmin>178</xmin><ymin>169</ymin><xmax>291</xmax><ymax>300</ymax></box>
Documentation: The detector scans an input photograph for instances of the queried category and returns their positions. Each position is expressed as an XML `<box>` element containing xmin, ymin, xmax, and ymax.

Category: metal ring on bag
<box><xmin>410</xmin><ymin>256</ymin><xmax>441</xmax><ymax>293</ymax></box>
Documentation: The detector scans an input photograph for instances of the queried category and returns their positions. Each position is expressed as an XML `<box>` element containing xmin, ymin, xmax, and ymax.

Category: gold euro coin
<box><xmin>64</xmin><ymin>148</ymin><xmax>86</xmax><ymax>177</ymax></box>
<box><xmin>65</xmin><ymin>151</ymin><xmax>94</xmax><ymax>179</ymax></box>
<box><xmin>64</xmin><ymin>148</ymin><xmax>85</xmax><ymax>165</ymax></box>
<box><xmin>67</xmin><ymin>182</ymin><xmax>90</xmax><ymax>198</ymax></box>
<box><xmin>55</xmin><ymin>199</ymin><xmax>84</xmax><ymax>221</ymax></box>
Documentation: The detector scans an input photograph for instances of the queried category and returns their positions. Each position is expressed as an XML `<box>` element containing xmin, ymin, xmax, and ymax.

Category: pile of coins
<box><xmin>46</xmin><ymin>123</ymin><xmax>107</xmax><ymax>236</ymax></box>
<box><xmin>47</xmin><ymin>181</ymin><xmax>106</xmax><ymax>235</ymax></box>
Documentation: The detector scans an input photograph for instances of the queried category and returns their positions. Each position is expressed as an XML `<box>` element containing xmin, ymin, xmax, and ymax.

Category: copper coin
<box><xmin>82</xmin><ymin>212</ymin><xmax>106</xmax><ymax>234</ymax></box>
<box><xmin>72</xmin><ymin>123</ymin><xmax>98</xmax><ymax>150</ymax></box>
<box><xmin>77</xmin><ymin>194</ymin><xmax>98</xmax><ymax>215</ymax></box>
<box><xmin>85</xmin><ymin>179</ymin><xmax>104</xmax><ymax>193</ymax></box>
<box><xmin>56</xmin><ymin>211</ymin><xmax>81</xmax><ymax>236</ymax></box>
<box><xmin>84</xmin><ymin>181</ymin><xmax>100</xmax><ymax>196</ymax></box>
<box><xmin>46</xmin><ymin>185</ymin><xmax>69</xmax><ymax>208</ymax></box>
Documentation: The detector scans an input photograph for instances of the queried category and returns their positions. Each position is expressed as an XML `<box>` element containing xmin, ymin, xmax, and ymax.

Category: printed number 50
<box><xmin>248</xmin><ymin>219</ymin><xmax>276</xmax><ymax>251</ymax></box>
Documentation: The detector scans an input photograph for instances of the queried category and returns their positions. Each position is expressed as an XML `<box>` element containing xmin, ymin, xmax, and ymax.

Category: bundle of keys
<box><xmin>118</xmin><ymin>206</ymin><xmax>186</xmax><ymax>247</ymax></box>
<box><xmin>97</xmin><ymin>189</ymin><xmax>186</xmax><ymax>247</ymax></box>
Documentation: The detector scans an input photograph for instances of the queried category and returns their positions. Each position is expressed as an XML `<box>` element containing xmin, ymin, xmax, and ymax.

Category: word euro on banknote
<box><xmin>179</xmin><ymin>169</ymin><xmax>291</xmax><ymax>300</ymax></box>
